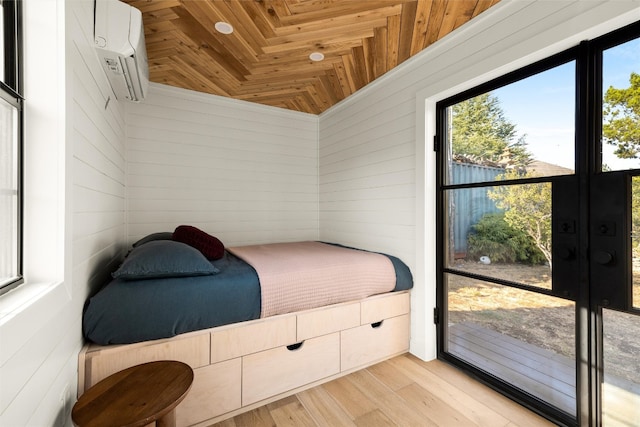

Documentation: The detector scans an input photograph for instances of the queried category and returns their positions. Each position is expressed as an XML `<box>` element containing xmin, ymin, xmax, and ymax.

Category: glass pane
<box><xmin>602</xmin><ymin>37</ymin><xmax>640</xmax><ymax>171</ymax></box>
<box><xmin>634</xmin><ymin>176</ymin><xmax>639</xmax><ymax>310</ymax></box>
<box><xmin>0</xmin><ymin>3</ymin><xmax>4</xmax><ymax>83</ymax></box>
<box><xmin>447</xmin><ymin>274</ymin><xmax>576</xmax><ymax>415</ymax></box>
<box><xmin>0</xmin><ymin>95</ymin><xmax>18</xmax><ymax>286</ymax></box>
<box><xmin>445</xmin><ymin>182</ymin><xmax>552</xmax><ymax>290</ymax></box>
<box><xmin>446</xmin><ymin>62</ymin><xmax>575</xmax><ymax>185</ymax></box>
<box><xmin>602</xmin><ymin>309</ymin><xmax>640</xmax><ymax>426</ymax></box>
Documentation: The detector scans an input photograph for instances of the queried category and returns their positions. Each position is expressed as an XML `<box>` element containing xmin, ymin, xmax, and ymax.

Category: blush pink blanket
<box><xmin>227</xmin><ymin>241</ymin><xmax>396</xmax><ymax>318</ymax></box>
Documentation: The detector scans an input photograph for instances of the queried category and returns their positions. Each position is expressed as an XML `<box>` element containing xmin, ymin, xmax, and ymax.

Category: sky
<box><xmin>490</xmin><ymin>38</ymin><xmax>640</xmax><ymax>172</ymax></box>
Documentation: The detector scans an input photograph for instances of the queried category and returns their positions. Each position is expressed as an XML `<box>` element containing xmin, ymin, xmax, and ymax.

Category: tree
<box><xmin>603</xmin><ymin>72</ymin><xmax>640</xmax><ymax>159</ymax></box>
<box><xmin>633</xmin><ymin>177</ymin><xmax>640</xmax><ymax>258</ymax></box>
<box><xmin>451</xmin><ymin>93</ymin><xmax>531</xmax><ymax>166</ymax></box>
<box><xmin>603</xmin><ymin>72</ymin><xmax>640</xmax><ymax>257</ymax></box>
<box><xmin>452</xmin><ymin>93</ymin><xmax>546</xmax><ymax>264</ymax></box>
<box><xmin>487</xmin><ymin>170</ymin><xmax>553</xmax><ymax>267</ymax></box>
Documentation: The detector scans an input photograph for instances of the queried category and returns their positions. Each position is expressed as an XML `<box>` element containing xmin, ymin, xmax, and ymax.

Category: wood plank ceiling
<box><xmin>124</xmin><ymin>0</ymin><xmax>501</xmax><ymax>114</ymax></box>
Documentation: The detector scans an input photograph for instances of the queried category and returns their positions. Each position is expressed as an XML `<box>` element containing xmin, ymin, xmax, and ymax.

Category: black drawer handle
<box><xmin>371</xmin><ymin>321</ymin><xmax>384</xmax><ymax>329</ymax></box>
<box><xmin>286</xmin><ymin>341</ymin><xmax>304</xmax><ymax>351</ymax></box>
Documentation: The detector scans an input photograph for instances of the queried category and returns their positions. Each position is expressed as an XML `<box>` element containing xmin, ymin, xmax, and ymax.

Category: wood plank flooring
<box><xmin>210</xmin><ymin>354</ymin><xmax>555</xmax><ymax>427</ymax></box>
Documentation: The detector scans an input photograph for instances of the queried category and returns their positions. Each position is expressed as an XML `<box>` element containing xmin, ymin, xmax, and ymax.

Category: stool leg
<box><xmin>156</xmin><ymin>410</ymin><xmax>176</xmax><ymax>427</ymax></box>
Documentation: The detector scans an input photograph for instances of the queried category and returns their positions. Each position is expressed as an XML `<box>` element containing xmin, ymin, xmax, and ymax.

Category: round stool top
<box><xmin>72</xmin><ymin>360</ymin><xmax>194</xmax><ymax>427</ymax></box>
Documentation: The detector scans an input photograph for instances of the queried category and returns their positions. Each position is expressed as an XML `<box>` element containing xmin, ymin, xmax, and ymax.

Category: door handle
<box><xmin>593</xmin><ymin>250</ymin><xmax>614</xmax><ymax>265</ymax></box>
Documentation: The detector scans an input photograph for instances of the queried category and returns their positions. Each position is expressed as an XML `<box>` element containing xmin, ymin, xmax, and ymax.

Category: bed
<box><xmin>79</xmin><ymin>227</ymin><xmax>413</xmax><ymax>426</ymax></box>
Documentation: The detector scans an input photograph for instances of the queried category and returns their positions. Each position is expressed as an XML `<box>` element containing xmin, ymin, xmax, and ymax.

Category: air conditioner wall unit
<box><xmin>94</xmin><ymin>0</ymin><xmax>149</xmax><ymax>102</ymax></box>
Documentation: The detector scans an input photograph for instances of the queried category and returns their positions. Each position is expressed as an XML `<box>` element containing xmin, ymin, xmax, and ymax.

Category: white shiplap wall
<box><xmin>126</xmin><ymin>84</ymin><xmax>319</xmax><ymax>247</ymax></box>
<box><xmin>1</xmin><ymin>2</ymin><xmax>638</xmax><ymax>426</ymax></box>
<box><xmin>319</xmin><ymin>1</ymin><xmax>640</xmax><ymax>360</ymax></box>
<box><xmin>70</xmin><ymin>0</ymin><xmax>128</xmax><ymax>296</ymax></box>
<box><xmin>0</xmin><ymin>0</ymin><xmax>127</xmax><ymax>425</ymax></box>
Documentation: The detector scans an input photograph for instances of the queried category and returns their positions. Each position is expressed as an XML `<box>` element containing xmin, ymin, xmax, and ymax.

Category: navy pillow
<box><xmin>132</xmin><ymin>232</ymin><xmax>174</xmax><ymax>248</ymax></box>
<box><xmin>113</xmin><ymin>240</ymin><xmax>219</xmax><ymax>280</ymax></box>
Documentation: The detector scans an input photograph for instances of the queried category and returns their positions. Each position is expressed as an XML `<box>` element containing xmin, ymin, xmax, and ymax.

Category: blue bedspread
<box><xmin>83</xmin><ymin>247</ymin><xmax>412</xmax><ymax>345</ymax></box>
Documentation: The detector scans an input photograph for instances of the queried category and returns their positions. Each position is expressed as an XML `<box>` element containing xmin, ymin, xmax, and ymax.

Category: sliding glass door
<box><xmin>436</xmin><ymin>21</ymin><xmax>640</xmax><ymax>427</ymax></box>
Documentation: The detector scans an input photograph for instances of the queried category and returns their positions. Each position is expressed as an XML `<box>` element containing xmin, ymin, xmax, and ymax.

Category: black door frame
<box><xmin>435</xmin><ymin>20</ymin><xmax>640</xmax><ymax>427</ymax></box>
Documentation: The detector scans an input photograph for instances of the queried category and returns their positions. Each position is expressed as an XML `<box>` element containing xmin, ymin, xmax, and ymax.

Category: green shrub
<box><xmin>467</xmin><ymin>213</ymin><xmax>546</xmax><ymax>265</ymax></box>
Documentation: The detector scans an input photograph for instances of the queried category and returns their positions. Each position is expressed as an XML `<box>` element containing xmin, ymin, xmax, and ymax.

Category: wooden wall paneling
<box><xmin>309</xmin><ymin>79</ymin><xmax>334</xmax><ymax>112</ymax></box>
<box><xmin>350</xmin><ymin>46</ymin><xmax>369</xmax><ymax>89</ymax></box>
<box><xmin>387</xmin><ymin>14</ymin><xmax>401</xmax><ymax>69</ymax></box>
<box><xmin>333</xmin><ymin>61</ymin><xmax>354</xmax><ymax>98</ymax></box>
<box><xmin>273</xmin><ymin>5</ymin><xmax>401</xmax><ymax>37</ymax></box>
<box><xmin>259</xmin><ymin>0</ymin><xmax>292</xmax><ymax>24</ymax></box>
<box><xmin>322</xmin><ymin>70</ymin><xmax>345</xmax><ymax>103</ymax></box>
<box><xmin>473</xmin><ymin>0</ymin><xmax>501</xmax><ymax>18</ymax></box>
<box><xmin>215</xmin><ymin>0</ymin><xmax>269</xmax><ymax>51</ymax></box>
<box><xmin>423</xmin><ymin>0</ymin><xmax>448</xmax><ymax>47</ymax></box>
<box><xmin>127</xmin><ymin>0</ymin><xmax>182</xmax><ymax>14</ymax></box>
<box><xmin>438</xmin><ymin>1</ymin><xmax>471</xmax><ymax>37</ymax></box>
<box><xmin>374</xmin><ymin>26</ymin><xmax>389</xmax><ymax>79</ymax></box>
<box><xmin>177</xmin><ymin>2</ymin><xmax>258</xmax><ymax>66</ymax></box>
<box><xmin>281</xmin><ymin>1</ymin><xmax>402</xmax><ymax>24</ymax></box>
<box><xmin>238</xmin><ymin>1</ymin><xmax>278</xmax><ymax>39</ymax></box>
<box><xmin>397</xmin><ymin>1</ymin><xmax>418</xmax><ymax>63</ymax></box>
<box><xmin>339</xmin><ymin>54</ymin><xmax>359</xmax><ymax>93</ymax></box>
<box><xmin>361</xmin><ymin>37</ymin><xmax>375</xmax><ymax>83</ymax></box>
<box><xmin>168</xmin><ymin>54</ymin><xmax>231</xmax><ymax>96</ymax></box>
<box><xmin>123</xmin><ymin>0</ymin><xmax>503</xmax><ymax>113</ymax></box>
<box><xmin>169</xmin><ymin>8</ymin><xmax>250</xmax><ymax>84</ymax></box>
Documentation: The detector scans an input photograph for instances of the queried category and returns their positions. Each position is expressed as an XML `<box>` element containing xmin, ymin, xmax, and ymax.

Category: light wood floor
<box><xmin>210</xmin><ymin>353</ymin><xmax>555</xmax><ymax>427</ymax></box>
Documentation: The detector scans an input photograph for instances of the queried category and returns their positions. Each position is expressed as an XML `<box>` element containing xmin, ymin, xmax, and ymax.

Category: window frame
<box><xmin>1</xmin><ymin>0</ymin><xmax>24</xmax><ymax>294</ymax></box>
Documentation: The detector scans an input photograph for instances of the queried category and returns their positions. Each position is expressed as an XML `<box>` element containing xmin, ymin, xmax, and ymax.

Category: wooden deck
<box><xmin>449</xmin><ymin>322</ymin><xmax>640</xmax><ymax>426</ymax></box>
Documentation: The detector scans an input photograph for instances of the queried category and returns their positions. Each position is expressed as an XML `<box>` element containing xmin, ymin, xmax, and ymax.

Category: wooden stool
<box><xmin>72</xmin><ymin>360</ymin><xmax>193</xmax><ymax>427</ymax></box>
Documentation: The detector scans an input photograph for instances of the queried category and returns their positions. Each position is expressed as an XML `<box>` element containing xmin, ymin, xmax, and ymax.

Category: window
<box><xmin>1</xmin><ymin>0</ymin><xmax>23</xmax><ymax>293</ymax></box>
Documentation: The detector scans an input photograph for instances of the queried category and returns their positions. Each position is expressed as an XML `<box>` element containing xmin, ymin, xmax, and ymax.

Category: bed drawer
<box><xmin>211</xmin><ymin>314</ymin><xmax>296</xmax><ymax>363</ymax></box>
<box><xmin>242</xmin><ymin>332</ymin><xmax>341</xmax><ymax>406</ymax></box>
<box><xmin>341</xmin><ymin>314</ymin><xmax>410</xmax><ymax>372</ymax></box>
<box><xmin>361</xmin><ymin>291</ymin><xmax>410</xmax><ymax>325</ymax></box>
<box><xmin>297</xmin><ymin>301</ymin><xmax>360</xmax><ymax>341</ymax></box>
<box><xmin>176</xmin><ymin>358</ymin><xmax>241</xmax><ymax>426</ymax></box>
<box><xmin>83</xmin><ymin>334</ymin><xmax>210</xmax><ymax>390</ymax></box>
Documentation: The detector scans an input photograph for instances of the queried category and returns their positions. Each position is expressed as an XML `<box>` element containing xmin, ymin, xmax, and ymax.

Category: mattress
<box><xmin>83</xmin><ymin>243</ymin><xmax>412</xmax><ymax>345</ymax></box>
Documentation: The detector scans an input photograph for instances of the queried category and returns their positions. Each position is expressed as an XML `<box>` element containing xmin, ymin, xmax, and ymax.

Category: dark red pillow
<box><xmin>172</xmin><ymin>225</ymin><xmax>224</xmax><ymax>260</ymax></box>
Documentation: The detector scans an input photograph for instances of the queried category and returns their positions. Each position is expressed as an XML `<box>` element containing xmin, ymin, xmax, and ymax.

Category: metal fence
<box><xmin>450</xmin><ymin>162</ymin><xmax>504</xmax><ymax>257</ymax></box>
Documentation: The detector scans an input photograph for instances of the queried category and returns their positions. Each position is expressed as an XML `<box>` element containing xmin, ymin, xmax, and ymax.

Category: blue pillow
<box><xmin>113</xmin><ymin>240</ymin><xmax>219</xmax><ymax>280</ymax></box>
<box><xmin>132</xmin><ymin>231</ymin><xmax>174</xmax><ymax>247</ymax></box>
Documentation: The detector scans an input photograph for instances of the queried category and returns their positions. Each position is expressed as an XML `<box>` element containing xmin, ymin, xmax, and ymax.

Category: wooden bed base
<box><xmin>77</xmin><ymin>290</ymin><xmax>410</xmax><ymax>426</ymax></box>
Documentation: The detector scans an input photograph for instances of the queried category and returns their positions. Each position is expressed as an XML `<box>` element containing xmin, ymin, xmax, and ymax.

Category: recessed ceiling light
<box><xmin>215</xmin><ymin>21</ymin><xmax>234</xmax><ymax>35</ymax></box>
<box><xmin>309</xmin><ymin>52</ymin><xmax>325</xmax><ymax>62</ymax></box>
